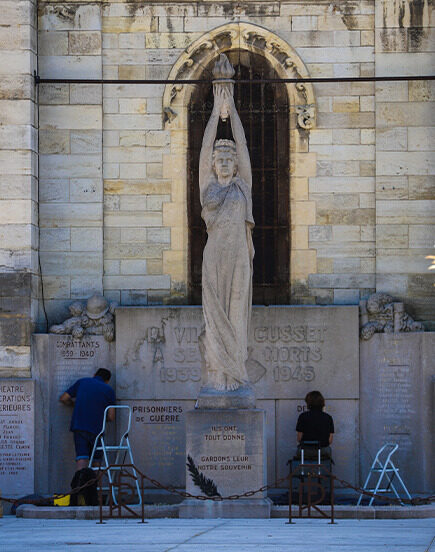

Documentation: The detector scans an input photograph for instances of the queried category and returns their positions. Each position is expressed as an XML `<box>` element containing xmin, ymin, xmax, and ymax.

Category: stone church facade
<box><xmin>0</xmin><ymin>0</ymin><xmax>434</xmax><ymax>378</ymax></box>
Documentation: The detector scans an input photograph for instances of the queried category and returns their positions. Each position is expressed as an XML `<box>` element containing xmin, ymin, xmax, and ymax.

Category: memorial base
<box><xmin>183</xmin><ymin>408</ymin><xmax>268</xmax><ymax>518</ymax></box>
<box><xmin>179</xmin><ymin>498</ymin><xmax>272</xmax><ymax>519</ymax></box>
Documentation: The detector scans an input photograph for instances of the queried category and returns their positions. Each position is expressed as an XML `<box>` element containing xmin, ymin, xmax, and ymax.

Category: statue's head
<box><xmin>212</xmin><ymin>139</ymin><xmax>237</xmax><ymax>181</ymax></box>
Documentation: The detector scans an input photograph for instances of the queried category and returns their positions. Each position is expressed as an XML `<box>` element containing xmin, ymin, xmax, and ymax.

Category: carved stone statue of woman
<box><xmin>198</xmin><ymin>56</ymin><xmax>255</xmax><ymax>395</ymax></box>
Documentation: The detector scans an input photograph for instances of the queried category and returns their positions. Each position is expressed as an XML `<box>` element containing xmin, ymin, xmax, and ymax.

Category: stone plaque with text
<box><xmin>360</xmin><ymin>333</ymin><xmax>434</xmax><ymax>493</ymax></box>
<box><xmin>33</xmin><ymin>334</ymin><xmax>115</xmax><ymax>493</ymax></box>
<box><xmin>0</xmin><ymin>380</ymin><xmax>34</xmax><ymax>496</ymax></box>
<box><xmin>185</xmin><ymin>409</ymin><xmax>266</xmax><ymax>499</ymax></box>
<box><xmin>120</xmin><ymin>400</ymin><xmax>195</xmax><ymax>487</ymax></box>
<box><xmin>116</xmin><ymin>306</ymin><xmax>359</xmax><ymax>400</ymax></box>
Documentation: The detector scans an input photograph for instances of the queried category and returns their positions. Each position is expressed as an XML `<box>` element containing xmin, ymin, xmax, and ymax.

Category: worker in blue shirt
<box><xmin>60</xmin><ymin>368</ymin><xmax>116</xmax><ymax>470</ymax></box>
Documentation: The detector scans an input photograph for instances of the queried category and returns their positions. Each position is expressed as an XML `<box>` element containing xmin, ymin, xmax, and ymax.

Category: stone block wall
<box><xmin>374</xmin><ymin>0</ymin><xmax>435</xmax><ymax>326</ymax></box>
<box><xmin>0</xmin><ymin>0</ymin><xmax>38</xmax><ymax>376</ymax></box>
<box><xmin>38</xmin><ymin>3</ymin><xmax>104</xmax><ymax>324</ymax></box>
<box><xmin>1</xmin><ymin>0</ymin><xmax>433</xmax><ymax>340</ymax></box>
<box><xmin>100</xmin><ymin>3</ymin><xmax>193</xmax><ymax>307</ymax></box>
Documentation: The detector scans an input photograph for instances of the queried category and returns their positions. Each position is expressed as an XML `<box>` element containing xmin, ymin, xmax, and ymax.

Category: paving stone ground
<box><xmin>0</xmin><ymin>516</ymin><xmax>434</xmax><ymax>551</ymax></box>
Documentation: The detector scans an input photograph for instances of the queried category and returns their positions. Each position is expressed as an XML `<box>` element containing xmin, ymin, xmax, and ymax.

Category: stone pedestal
<box><xmin>179</xmin><ymin>408</ymin><xmax>271</xmax><ymax>518</ymax></box>
<box><xmin>196</xmin><ymin>384</ymin><xmax>256</xmax><ymax>409</ymax></box>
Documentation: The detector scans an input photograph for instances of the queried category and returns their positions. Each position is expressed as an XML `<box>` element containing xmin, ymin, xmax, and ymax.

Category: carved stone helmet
<box><xmin>86</xmin><ymin>294</ymin><xmax>109</xmax><ymax>320</ymax></box>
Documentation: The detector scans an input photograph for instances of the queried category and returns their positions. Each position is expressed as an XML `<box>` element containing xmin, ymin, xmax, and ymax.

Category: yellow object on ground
<box><xmin>53</xmin><ymin>494</ymin><xmax>70</xmax><ymax>506</ymax></box>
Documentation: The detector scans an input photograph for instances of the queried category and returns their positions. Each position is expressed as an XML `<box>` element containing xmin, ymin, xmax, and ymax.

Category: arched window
<box><xmin>188</xmin><ymin>51</ymin><xmax>290</xmax><ymax>305</ymax></box>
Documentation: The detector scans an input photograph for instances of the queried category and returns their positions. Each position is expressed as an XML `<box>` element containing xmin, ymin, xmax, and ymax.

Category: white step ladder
<box><xmin>357</xmin><ymin>443</ymin><xmax>412</xmax><ymax>506</ymax></box>
<box><xmin>89</xmin><ymin>405</ymin><xmax>142</xmax><ymax>506</ymax></box>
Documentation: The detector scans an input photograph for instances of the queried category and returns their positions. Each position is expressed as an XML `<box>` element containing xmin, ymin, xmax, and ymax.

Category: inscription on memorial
<box><xmin>124</xmin><ymin>400</ymin><xmax>194</xmax><ymax>487</ymax></box>
<box><xmin>251</xmin><ymin>325</ymin><xmax>328</xmax><ymax>387</ymax></box>
<box><xmin>366</xmin><ymin>339</ymin><xmax>417</xmax><ymax>468</ymax></box>
<box><xmin>44</xmin><ymin>335</ymin><xmax>115</xmax><ymax>493</ymax></box>
<box><xmin>0</xmin><ymin>381</ymin><xmax>34</xmax><ymax>495</ymax></box>
<box><xmin>186</xmin><ymin>410</ymin><xmax>266</xmax><ymax>498</ymax></box>
<box><xmin>116</xmin><ymin>307</ymin><xmax>359</xmax><ymax>400</ymax></box>
<box><xmin>53</xmin><ymin>338</ymin><xmax>104</xmax><ymax>396</ymax></box>
<box><xmin>360</xmin><ymin>333</ymin><xmax>433</xmax><ymax>492</ymax></box>
<box><xmin>197</xmin><ymin>426</ymin><xmax>253</xmax><ymax>474</ymax></box>
<box><xmin>378</xmin><ymin>362</ymin><xmax>413</xmax><ymax>452</ymax></box>
<box><xmin>116</xmin><ymin>307</ymin><xmax>358</xmax><ymax>489</ymax></box>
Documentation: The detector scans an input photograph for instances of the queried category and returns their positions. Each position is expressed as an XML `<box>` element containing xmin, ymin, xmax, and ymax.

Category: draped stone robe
<box><xmin>200</xmin><ymin>175</ymin><xmax>254</xmax><ymax>385</ymax></box>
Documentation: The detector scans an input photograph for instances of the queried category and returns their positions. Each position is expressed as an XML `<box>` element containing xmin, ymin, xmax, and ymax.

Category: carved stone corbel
<box><xmin>162</xmin><ymin>85</ymin><xmax>183</xmax><ymax>123</ymax></box>
<box><xmin>169</xmin><ymin>84</ymin><xmax>183</xmax><ymax>103</ymax></box>
<box><xmin>296</xmin><ymin>82</ymin><xmax>308</xmax><ymax>102</ymax></box>
<box><xmin>163</xmin><ymin>106</ymin><xmax>177</xmax><ymax>124</ymax></box>
<box><xmin>186</xmin><ymin>40</ymin><xmax>214</xmax><ymax>56</ymax></box>
<box><xmin>214</xmin><ymin>30</ymin><xmax>238</xmax><ymax>49</ymax></box>
<box><xmin>242</xmin><ymin>30</ymin><xmax>267</xmax><ymax>49</ymax></box>
<box><xmin>296</xmin><ymin>105</ymin><xmax>315</xmax><ymax>130</ymax></box>
<box><xmin>176</xmin><ymin>58</ymin><xmax>194</xmax><ymax>79</ymax></box>
<box><xmin>265</xmin><ymin>41</ymin><xmax>281</xmax><ymax>54</ymax></box>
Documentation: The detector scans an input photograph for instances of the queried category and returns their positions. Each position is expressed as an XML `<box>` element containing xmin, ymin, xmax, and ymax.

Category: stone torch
<box><xmin>212</xmin><ymin>54</ymin><xmax>235</xmax><ymax>121</ymax></box>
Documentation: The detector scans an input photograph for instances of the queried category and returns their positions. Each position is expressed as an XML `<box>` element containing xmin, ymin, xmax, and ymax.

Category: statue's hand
<box><xmin>222</xmin><ymin>87</ymin><xmax>236</xmax><ymax>112</ymax></box>
<box><xmin>213</xmin><ymin>85</ymin><xmax>226</xmax><ymax>112</ymax></box>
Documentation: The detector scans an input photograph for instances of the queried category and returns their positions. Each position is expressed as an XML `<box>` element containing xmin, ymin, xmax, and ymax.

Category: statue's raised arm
<box><xmin>199</xmin><ymin>88</ymin><xmax>225</xmax><ymax>205</ymax></box>
<box><xmin>226</xmin><ymin>92</ymin><xmax>252</xmax><ymax>190</ymax></box>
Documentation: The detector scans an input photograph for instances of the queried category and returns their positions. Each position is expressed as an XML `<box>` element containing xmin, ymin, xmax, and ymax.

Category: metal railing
<box><xmin>1</xmin><ymin>462</ymin><xmax>432</xmax><ymax>523</ymax></box>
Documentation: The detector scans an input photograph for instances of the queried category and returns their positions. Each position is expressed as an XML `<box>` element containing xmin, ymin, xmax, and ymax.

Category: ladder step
<box><xmin>91</xmin><ymin>466</ymin><xmax>131</xmax><ymax>471</ymax></box>
<box><xmin>364</xmin><ymin>489</ymin><xmax>392</xmax><ymax>492</ymax></box>
<box><xmin>95</xmin><ymin>445</ymin><xmax>130</xmax><ymax>450</ymax></box>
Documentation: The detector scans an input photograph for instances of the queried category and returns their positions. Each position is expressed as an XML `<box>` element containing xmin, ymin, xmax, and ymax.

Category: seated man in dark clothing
<box><xmin>296</xmin><ymin>390</ymin><xmax>334</xmax><ymax>460</ymax></box>
<box><xmin>59</xmin><ymin>368</ymin><xmax>116</xmax><ymax>470</ymax></box>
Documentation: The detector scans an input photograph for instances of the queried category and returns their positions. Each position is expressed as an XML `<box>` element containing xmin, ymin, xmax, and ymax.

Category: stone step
<box><xmin>15</xmin><ymin>502</ymin><xmax>435</xmax><ymax>520</ymax></box>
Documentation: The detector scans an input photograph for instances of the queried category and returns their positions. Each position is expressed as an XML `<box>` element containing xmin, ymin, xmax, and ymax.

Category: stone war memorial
<box><xmin>0</xmin><ymin>0</ymin><xmax>434</xmax><ymax>518</ymax></box>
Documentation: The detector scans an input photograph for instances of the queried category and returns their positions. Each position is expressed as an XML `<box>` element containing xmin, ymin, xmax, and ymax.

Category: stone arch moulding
<box><xmin>162</xmin><ymin>22</ymin><xmax>316</xmax><ymax>130</ymax></box>
<box><xmin>161</xmin><ymin>23</ymin><xmax>317</xmax><ymax>301</ymax></box>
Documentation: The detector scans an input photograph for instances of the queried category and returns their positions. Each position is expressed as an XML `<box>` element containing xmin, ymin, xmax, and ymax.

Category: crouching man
<box><xmin>60</xmin><ymin>368</ymin><xmax>115</xmax><ymax>470</ymax></box>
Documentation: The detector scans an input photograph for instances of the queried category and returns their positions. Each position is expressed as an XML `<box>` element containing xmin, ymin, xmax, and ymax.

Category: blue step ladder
<box><xmin>89</xmin><ymin>405</ymin><xmax>142</xmax><ymax>506</ymax></box>
<box><xmin>357</xmin><ymin>443</ymin><xmax>412</xmax><ymax>506</ymax></box>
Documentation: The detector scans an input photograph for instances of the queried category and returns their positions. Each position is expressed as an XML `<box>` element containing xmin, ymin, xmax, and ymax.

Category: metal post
<box><xmin>329</xmin><ymin>474</ymin><xmax>335</xmax><ymax>524</ymax></box>
<box><xmin>109</xmin><ymin>479</ymin><xmax>114</xmax><ymax>518</ymax></box>
<box><xmin>298</xmin><ymin>476</ymin><xmax>303</xmax><ymax>518</ymax></box>
<box><xmin>140</xmin><ymin>475</ymin><xmax>145</xmax><ymax>524</ymax></box>
<box><xmin>117</xmin><ymin>471</ymin><xmax>123</xmax><ymax>518</ymax></box>
<box><xmin>97</xmin><ymin>471</ymin><xmax>105</xmax><ymax>525</ymax></box>
<box><xmin>286</xmin><ymin>469</ymin><xmax>294</xmax><ymax>524</ymax></box>
<box><xmin>307</xmin><ymin>475</ymin><xmax>312</xmax><ymax>518</ymax></box>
